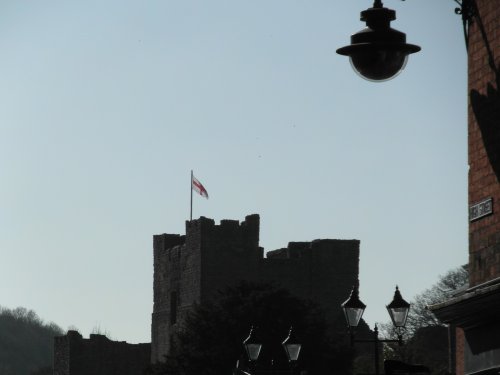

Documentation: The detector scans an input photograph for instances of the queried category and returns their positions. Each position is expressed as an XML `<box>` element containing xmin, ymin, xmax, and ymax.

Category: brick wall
<box><xmin>454</xmin><ymin>0</ymin><xmax>500</xmax><ymax>373</ymax></box>
<box><xmin>467</xmin><ymin>0</ymin><xmax>500</xmax><ymax>287</ymax></box>
<box><xmin>455</xmin><ymin>328</ymin><xmax>465</xmax><ymax>375</ymax></box>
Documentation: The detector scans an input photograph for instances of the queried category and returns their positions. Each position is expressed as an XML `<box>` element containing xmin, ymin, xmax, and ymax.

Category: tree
<box><xmin>405</xmin><ymin>265</ymin><xmax>468</xmax><ymax>336</ymax></box>
<box><xmin>147</xmin><ymin>281</ymin><xmax>354</xmax><ymax>375</ymax></box>
<box><xmin>381</xmin><ymin>265</ymin><xmax>469</xmax><ymax>375</ymax></box>
<box><xmin>30</xmin><ymin>366</ymin><xmax>53</xmax><ymax>375</ymax></box>
<box><xmin>402</xmin><ymin>326</ymin><xmax>448</xmax><ymax>375</ymax></box>
<box><xmin>0</xmin><ymin>306</ymin><xmax>63</xmax><ymax>375</ymax></box>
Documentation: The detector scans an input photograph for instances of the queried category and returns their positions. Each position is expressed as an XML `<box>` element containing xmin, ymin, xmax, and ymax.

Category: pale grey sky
<box><xmin>0</xmin><ymin>0</ymin><xmax>467</xmax><ymax>343</ymax></box>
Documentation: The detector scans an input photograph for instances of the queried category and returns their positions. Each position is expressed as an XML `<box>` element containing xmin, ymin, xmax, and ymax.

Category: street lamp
<box><xmin>282</xmin><ymin>327</ymin><xmax>302</xmax><ymax>363</ymax></box>
<box><xmin>341</xmin><ymin>284</ymin><xmax>366</xmax><ymax>329</ymax></box>
<box><xmin>243</xmin><ymin>326</ymin><xmax>263</xmax><ymax>363</ymax></box>
<box><xmin>341</xmin><ymin>285</ymin><xmax>410</xmax><ymax>375</ymax></box>
<box><xmin>336</xmin><ymin>0</ymin><xmax>421</xmax><ymax>82</ymax></box>
<box><xmin>386</xmin><ymin>286</ymin><xmax>411</xmax><ymax>334</ymax></box>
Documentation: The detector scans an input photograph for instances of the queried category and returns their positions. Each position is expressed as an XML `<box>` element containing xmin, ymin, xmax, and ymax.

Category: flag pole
<box><xmin>190</xmin><ymin>170</ymin><xmax>193</xmax><ymax>221</ymax></box>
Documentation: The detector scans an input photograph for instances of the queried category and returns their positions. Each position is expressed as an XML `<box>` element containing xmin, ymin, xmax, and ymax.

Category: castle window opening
<box><xmin>170</xmin><ymin>291</ymin><xmax>178</xmax><ymax>325</ymax></box>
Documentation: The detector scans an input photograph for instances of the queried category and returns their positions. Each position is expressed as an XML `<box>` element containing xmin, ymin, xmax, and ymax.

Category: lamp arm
<box><xmin>349</xmin><ymin>324</ymin><xmax>405</xmax><ymax>346</ymax></box>
<box><xmin>353</xmin><ymin>338</ymin><xmax>401</xmax><ymax>344</ymax></box>
<box><xmin>389</xmin><ymin>0</ymin><xmax>475</xmax><ymax>23</ymax></box>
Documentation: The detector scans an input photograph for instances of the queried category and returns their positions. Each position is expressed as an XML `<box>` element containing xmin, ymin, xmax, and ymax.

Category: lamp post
<box><xmin>241</xmin><ymin>326</ymin><xmax>302</xmax><ymax>375</ymax></box>
<box><xmin>341</xmin><ymin>285</ymin><xmax>410</xmax><ymax>375</ymax></box>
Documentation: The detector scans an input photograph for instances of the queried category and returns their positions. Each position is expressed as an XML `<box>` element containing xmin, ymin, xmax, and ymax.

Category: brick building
<box><xmin>151</xmin><ymin>214</ymin><xmax>360</xmax><ymax>362</ymax></box>
<box><xmin>430</xmin><ymin>1</ymin><xmax>500</xmax><ymax>374</ymax></box>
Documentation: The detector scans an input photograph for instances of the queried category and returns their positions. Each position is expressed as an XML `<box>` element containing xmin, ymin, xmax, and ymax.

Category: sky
<box><xmin>0</xmin><ymin>0</ymin><xmax>468</xmax><ymax>344</ymax></box>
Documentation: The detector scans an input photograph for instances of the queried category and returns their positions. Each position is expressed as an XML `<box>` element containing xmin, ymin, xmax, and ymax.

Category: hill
<box><xmin>0</xmin><ymin>306</ymin><xmax>63</xmax><ymax>375</ymax></box>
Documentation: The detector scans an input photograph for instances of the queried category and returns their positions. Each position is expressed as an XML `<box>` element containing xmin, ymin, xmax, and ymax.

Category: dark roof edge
<box><xmin>429</xmin><ymin>277</ymin><xmax>500</xmax><ymax>329</ymax></box>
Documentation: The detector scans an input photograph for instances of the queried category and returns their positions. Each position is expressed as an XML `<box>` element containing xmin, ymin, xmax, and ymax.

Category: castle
<box><xmin>151</xmin><ymin>214</ymin><xmax>359</xmax><ymax>361</ymax></box>
<box><xmin>54</xmin><ymin>214</ymin><xmax>360</xmax><ymax>374</ymax></box>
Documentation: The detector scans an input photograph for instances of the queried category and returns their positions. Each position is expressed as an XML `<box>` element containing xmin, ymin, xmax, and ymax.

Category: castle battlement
<box><xmin>265</xmin><ymin>239</ymin><xmax>360</xmax><ymax>260</ymax></box>
<box><xmin>184</xmin><ymin>214</ymin><xmax>260</xmax><ymax>248</ymax></box>
<box><xmin>184</xmin><ymin>214</ymin><xmax>259</xmax><ymax>232</ymax></box>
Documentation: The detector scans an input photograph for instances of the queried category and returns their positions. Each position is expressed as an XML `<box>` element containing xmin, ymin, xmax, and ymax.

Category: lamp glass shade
<box><xmin>243</xmin><ymin>327</ymin><xmax>262</xmax><ymax>362</ymax></box>
<box><xmin>282</xmin><ymin>327</ymin><xmax>301</xmax><ymax>362</ymax></box>
<box><xmin>344</xmin><ymin>307</ymin><xmax>365</xmax><ymax>328</ymax></box>
<box><xmin>284</xmin><ymin>344</ymin><xmax>302</xmax><ymax>362</ymax></box>
<box><xmin>341</xmin><ymin>286</ymin><xmax>366</xmax><ymax>328</ymax></box>
<box><xmin>386</xmin><ymin>286</ymin><xmax>410</xmax><ymax>328</ymax></box>
<box><xmin>245</xmin><ymin>343</ymin><xmax>262</xmax><ymax>362</ymax></box>
<box><xmin>349</xmin><ymin>49</ymin><xmax>408</xmax><ymax>82</ymax></box>
<box><xmin>387</xmin><ymin>307</ymin><xmax>409</xmax><ymax>328</ymax></box>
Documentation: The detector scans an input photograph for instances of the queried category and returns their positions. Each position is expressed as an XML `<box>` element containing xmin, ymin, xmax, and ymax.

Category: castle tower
<box><xmin>151</xmin><ymin>215</ymin><xmax>262</xmax><ymax>362</ymax></box>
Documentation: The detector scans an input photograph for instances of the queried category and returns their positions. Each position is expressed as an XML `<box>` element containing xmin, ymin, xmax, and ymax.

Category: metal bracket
<box><xmin>454</xmin><ymin>0</ymin><xmax>476</xmax><ymax>51</ymax></box>
<box><xmin>397</xmin><ymin>0</ymin><xmax>474</xmax><ymax>22</ymax></box>
<box><xmin>454</xmin><ymin>0</ymin><xmax>475</xmax><ymax>22</ymax></box>
<box><xmin>378</xmin><ymin>0</ymin><xmax>476</xmax><ymax>49</ymax></box>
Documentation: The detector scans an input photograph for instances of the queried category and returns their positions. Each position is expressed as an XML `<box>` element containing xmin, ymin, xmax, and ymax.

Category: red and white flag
<box><xmin>192</xmin><ymin>175</ymin><xmax>209</xmax><ymax>199</ymax></box>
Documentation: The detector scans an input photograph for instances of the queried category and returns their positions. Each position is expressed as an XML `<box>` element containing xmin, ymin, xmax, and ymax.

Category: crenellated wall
<box><xmin>53</xmin><ymin>331</ymin><xmax>150</xmax><ymax>375</ymax></box>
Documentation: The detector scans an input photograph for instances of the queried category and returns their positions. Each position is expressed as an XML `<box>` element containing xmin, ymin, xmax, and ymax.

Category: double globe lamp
<box><xmin>341</xmin><ymin>285</ymin><xmax>410</xmax><ymax>375</ymax></box>
<box><xmin>342</xmin><ymin>285</ymin><xmax>410</xmax><ymax>339</ymax></box>
<box><xmin>243</xmin><ymin>326</ymin><xmax>301</xmax><ymax>364</ymax></box>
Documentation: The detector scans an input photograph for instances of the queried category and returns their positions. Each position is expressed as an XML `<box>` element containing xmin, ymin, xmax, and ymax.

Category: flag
<box><xmin>192</xmin><ymin>175</ymin><xmax>209</xmax><ymax>199</ymax></box>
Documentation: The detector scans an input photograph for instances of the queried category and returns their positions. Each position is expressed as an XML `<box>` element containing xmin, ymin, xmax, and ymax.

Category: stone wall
<box><xmin>53</xmin><ymin>331</ymin><xmax>150</xmax><ymax>375</ymax></box>
<box><xmin>151</xmin><ymin>214</ymin><xmax>359</xmax><ymax>362</ymax></box>
<box><xmin>261</xmin><ymin>239</ymin><xmax>359</xmax><ymax>332</ymax></box>
<box><xmin>151</xmin><ymin>233</ymin><xmax>189</xmax><ymax>363</ymax></box>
